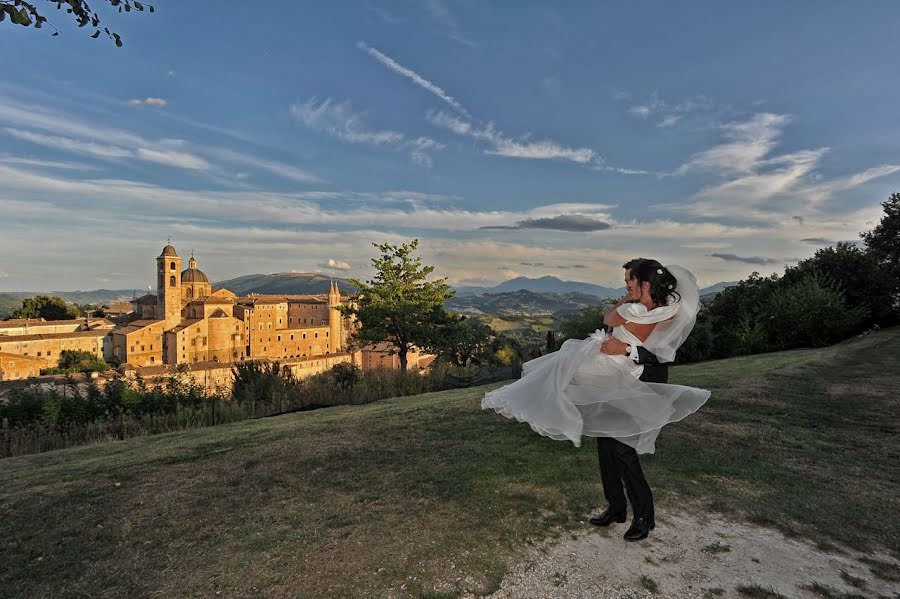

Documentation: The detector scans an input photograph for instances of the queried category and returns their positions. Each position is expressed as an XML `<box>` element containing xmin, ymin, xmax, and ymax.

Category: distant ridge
<box><xmin>455</xmin><ymin>276</ymin><xmax>623</xmax><ymax>298</ymax></box>
<box><xmin>213</xmin><ymin>273</ymin><xmax>356</xmax><ymax>296</ymax></box>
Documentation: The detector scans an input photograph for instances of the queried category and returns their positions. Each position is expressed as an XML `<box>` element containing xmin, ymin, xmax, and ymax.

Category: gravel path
<box><xmin>476</xmin><ymin>510</ymin><xmax>899</xmax><ymax>599</ymax></box>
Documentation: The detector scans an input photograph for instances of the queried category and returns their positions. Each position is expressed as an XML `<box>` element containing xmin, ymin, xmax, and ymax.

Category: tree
<box><xmin>10</xmin><ymin>295</ymin><xmax>80</xmax><ymax>320</ymax></box>
<box><xmin>782</xmin><ymin>242</ymin><xmax>895</xmax><ymax>326</ymax></box>
<box><xmin>340</xmin><ymin>240</ymin><xmax>453</xmax><ymax>371</ymax></box>
<box><xmin>431</xmin><ymin>312</ymin><xmax>493</xmax><ymax>367</ymax></box>
<box><xmin>862</xmin><ymin>192</ymin><xmax>900</xmax><ymax>309</ymax></box>
<box><xmin>763</xmin><ymin>274</ymin><xmax>867</xmax><ymax>349</ymax></box>
<box><xmin>54</xmin><ymin>349</ymin><xmax>109</xmax><ymax>374</ymax></box>
<box><xmin>1</xmin><ymin>0</ymin><xmax>153</xmax><ymax>46</ymax></box>
<box><xmin>558</xmin><ymin>299</ymin><xmax>615</xmax><ymax>342</ymax></box>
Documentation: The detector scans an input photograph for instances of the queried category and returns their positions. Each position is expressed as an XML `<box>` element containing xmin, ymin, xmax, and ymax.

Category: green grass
<box><xmin>1</xmin><ymin>329</ymin><xmax>898</xmax><ymax>598</ymax></box>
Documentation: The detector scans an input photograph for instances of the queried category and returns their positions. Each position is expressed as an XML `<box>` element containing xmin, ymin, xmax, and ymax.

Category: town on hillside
<box><xmin>0</xmin><ymin>244</ymin><xmax>432</xmax><ymax>389</ymax></box>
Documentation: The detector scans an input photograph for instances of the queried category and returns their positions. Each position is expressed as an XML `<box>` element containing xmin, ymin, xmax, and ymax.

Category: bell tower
<box><xmin>156</xmin><ymin>243</ymin><xmax>182</xmax><ymax>328</ymax></box>
<box><xmin>328</xmin><ymin>280</ymin><xmax>342</xmax><ymax>352</ymax></box>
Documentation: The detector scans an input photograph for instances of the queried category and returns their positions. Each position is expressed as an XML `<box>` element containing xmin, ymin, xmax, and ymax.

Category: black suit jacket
<box><xmin>636</xmin><ymin>346</ymin><xmax>669</xmax><ymax>384</ymax></box>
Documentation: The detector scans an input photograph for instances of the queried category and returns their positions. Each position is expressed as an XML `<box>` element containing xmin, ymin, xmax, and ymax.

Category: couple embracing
<box><xmin>483</xmin><ymin>258</ymin><xmax>710</xmax><ymax>541</ymax></box>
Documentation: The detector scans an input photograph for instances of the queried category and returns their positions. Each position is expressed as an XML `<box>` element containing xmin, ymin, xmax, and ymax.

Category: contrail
<box><xmin>357</xmin><ymin>41</ymin><xmax>471</xmax><ymax>119</ymax></box>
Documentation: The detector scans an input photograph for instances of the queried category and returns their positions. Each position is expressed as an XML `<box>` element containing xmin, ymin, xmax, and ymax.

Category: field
<box><xmin>1</xmin><ymin>329</ymin><xmax>898</xmax><ymax>597</ymax></box>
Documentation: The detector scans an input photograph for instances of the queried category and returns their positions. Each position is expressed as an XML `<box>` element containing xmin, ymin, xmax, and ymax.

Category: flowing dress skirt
<box><xmin>481</xmin><ymin>331</ymin><xmax>710</xmax><ymax>453</ymax></box>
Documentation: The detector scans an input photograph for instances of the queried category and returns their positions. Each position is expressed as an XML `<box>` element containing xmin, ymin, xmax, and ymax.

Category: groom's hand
<box><xmin>601</xmin><ymin>338</ymin><xmax>628</xmax><ymax>355</ymax></box>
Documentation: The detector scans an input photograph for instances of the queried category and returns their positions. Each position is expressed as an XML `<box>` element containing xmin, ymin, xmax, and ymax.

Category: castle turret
<box><xmin>156</xmin><ymin>243</ymin><xmax>182</xmax><ymax>328</ymax></box>
<box><xmin>328</xmin><ymin>280</ymin><xmax>342</xmax><ymax>353</ymax></box>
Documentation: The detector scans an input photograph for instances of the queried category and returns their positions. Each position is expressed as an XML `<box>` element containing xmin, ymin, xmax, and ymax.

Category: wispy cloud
<box><xmin>672</xmin><ymin>113</ymin><xmax>900</xmax><ymax>223</ymax></box>
<box><xmin>206</xmin><ymin>148</ymin><xmax>322</xmax><ymax>184</ymax></box>
<box><xmin>423</xmin><ymin>0</ymin><xmax>476</xmax><ymax>48</ymax></box>
<box><xmin>0</xmin><ymin>156</ymin><xmax>97</xmax><ymax>171</ymax></box>
<box><xmin>358</xmin><ymin>42</ymin><xmax>471</xmax><ymax>118</ymax></box>
<box><xmin>290</xmin><ymin>97</ymin><xmax>442</xmax><ymax>167</ymax></box>
<box><xmin>126</xmin><ymin>97</ymin><xmax>167</xmax><ymax>107</ymax></box>
<box><xmin>290</xmin><ymin>98</ymin><xmax>404</xmax><ymax>145</ymax></box>
<box><xmin>623</xmin><ymin>91</ymin><xmax>715</xmax><ymax>128</ymax></box>
<box><xmin>708</xmin><ymin>253</ymin><xmax>779</xmax><ymax>265</ymax></box>
<box><xmin>677</xmin><ymin>113</ymin><xmax>792</xmax><ymax>175</ymax></box>
<box><xmin>427</xmin><ymin>110</ymin><xmax>598</xmax><ymax>164</ymax></box>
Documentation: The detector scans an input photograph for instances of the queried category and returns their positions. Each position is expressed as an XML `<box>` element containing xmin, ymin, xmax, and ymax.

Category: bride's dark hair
<box><xmin>632</xmin><ymin>259</ymin><xmax>680</xmax><ymax>307</ymax></box>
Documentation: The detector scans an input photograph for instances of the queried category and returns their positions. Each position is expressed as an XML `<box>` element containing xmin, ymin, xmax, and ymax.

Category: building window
<box><xmin>169</xmin><ymin>275</ymin><xmax>176</xmax><ymax>287</ymax></box>
<box><xmin>37</xmin><ymin>351</ymin><xmax>42</xmax><ymax>357</ymax></box>
<box><xmin>302</xmin><ymin>333</ymin><xmax>306</xmax><ymax>339</ymax></box>
<box><xmin>150</xmin><ymin>357</ymin><xmax>155</xmax><ymax>363</ymax></box>
<box><xmin>277</xmin><ymin>335</ymin><xmax>281</xmax><ymax>342</ymax></box>
<box><xmin>290</xmin><ymin>334</ymin><xmax>294</xmax><ymax>341</ymax></box>
<box><xmin>314</xmin><ymin>333</ymin><xmax>318</xmax><ymax>338</ymax></box>
<box><xmin>141</xmin><ymin>345</ymin><xmax>145</xmax><ymax>351</ymax></box>
<box><xmin>170</xmin><ymin>262</ymin><xmax>176</xmax><ymax>270</ymax></box>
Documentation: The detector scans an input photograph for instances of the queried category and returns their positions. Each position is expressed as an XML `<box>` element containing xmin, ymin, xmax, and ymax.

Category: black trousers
<box><xmin>596</xmin><ymin>363</ymin><xmax>667</xmax><ymax>518</ymax></box>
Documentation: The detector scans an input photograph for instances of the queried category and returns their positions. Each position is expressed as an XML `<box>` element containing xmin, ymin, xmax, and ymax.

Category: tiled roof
<box><xmin>0</xmin><ymin>329</ymin><xmax>110</xmax><ymax>343</ymax></box>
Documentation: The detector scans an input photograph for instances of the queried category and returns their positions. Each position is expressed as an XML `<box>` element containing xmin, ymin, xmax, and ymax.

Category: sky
<box><xmin>1</xmin><ymin>1</ymin><xmax>899</xmax><ymax>292</ymax></box>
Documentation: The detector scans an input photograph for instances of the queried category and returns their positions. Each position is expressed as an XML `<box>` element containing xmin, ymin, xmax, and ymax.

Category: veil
<box><xmin>641</xmin><ymin>264</ymin><xmax>701</xmax><ymax>363</ymax></box>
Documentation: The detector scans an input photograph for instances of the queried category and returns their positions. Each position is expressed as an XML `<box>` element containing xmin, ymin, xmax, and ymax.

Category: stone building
<box><xmin>0</xmin><ymin>243</ymin><xmax>432</xmax><ymax>383</ymax></box>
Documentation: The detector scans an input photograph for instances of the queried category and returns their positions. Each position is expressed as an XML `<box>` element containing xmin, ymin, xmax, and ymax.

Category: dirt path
<box><xmin>479</xmin><ymin>510</ymin><xmax>899</xmax><ymax>598</ymax></box>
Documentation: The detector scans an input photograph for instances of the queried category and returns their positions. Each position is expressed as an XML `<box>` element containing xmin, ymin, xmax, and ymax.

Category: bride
<box><xmin>482</xmin><ymin>262</ymin><xmax>710</xmax><ymax>455</ymax></box>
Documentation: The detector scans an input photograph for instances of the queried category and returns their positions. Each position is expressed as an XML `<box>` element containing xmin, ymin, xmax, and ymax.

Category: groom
<box><xmin>589</xmin><ymin>258</ymin><xmax>666</xmax><ymax>541</ymax></box>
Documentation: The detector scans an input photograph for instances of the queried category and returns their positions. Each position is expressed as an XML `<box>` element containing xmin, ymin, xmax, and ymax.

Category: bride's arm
<box><xmin>602</xmin><ymin>296</ymin><xmax>630</xmax><ymax>327</ymax></box>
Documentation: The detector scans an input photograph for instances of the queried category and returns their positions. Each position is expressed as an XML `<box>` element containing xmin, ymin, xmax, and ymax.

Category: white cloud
<box><xmin>320</xmin><ymin>258</ymin><xmax>352</xmax><ymax>271</ymax></box>
<box><xmin>290</xmin><ymin>98</ymin><xmax>441</xmax><ymax>167</ymax></box>
<box><xmin>673</xmin><ymin>113</ymin><xmax>900</xmax><ymax>222</ymax></box>
<box><xmin>358</xmin><ymin>41</ymin><xmax>471</xmax><ymax>118</ymax></box>
<box><xmin>290</xmin><ymin>98</ymin><xmax>403</xmax><ymax>145</ymax></box>
<box><xmin>206</xmin><ymin>147</ymin><xmax>322</xmax><ymax>184</ymax></box>
<box><xmin>676</xmin><ymin>113</ymin><xmax>792</xmax><ymax>175</ymax></box>
<box><xmin>126</xmin><ymin>97</ymin><xmax>167</xmax><ymax>107</ymax></box>
<box><xmin>427</xmin><ymin>110</ymin><xmax>598</xmax><ymax>164</ymax></box>
<box><xmin>623</xmin><ymin>91</ymin><xmax>715</xmax><ymax>128</ymax></box>
<box><xmin>5</xmin><ymin>128</ymin><xmax>132</xmax><ymax>159</ymax></box>
<box><xmin>135</xmin><ymin>147</ymin><xmax>211</xmax><ymax>170</ymax></box>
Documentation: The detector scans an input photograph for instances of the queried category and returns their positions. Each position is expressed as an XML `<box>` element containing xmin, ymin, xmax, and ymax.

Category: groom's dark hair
<box><xmin>623</xmin><ymin>258</ymin><xmax>649</xmax><ymax>272</ymax></box>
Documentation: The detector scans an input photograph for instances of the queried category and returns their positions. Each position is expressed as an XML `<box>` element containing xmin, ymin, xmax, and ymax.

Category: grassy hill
<box><xmin>1</xmin><ymin>330</ymin><xmax>897</xmax><ymax>597</ymax></box>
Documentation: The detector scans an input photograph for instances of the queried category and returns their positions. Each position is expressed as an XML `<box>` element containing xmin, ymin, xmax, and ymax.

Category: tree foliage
<box><xmin>10</xmin><ymin>295</ymin><xmax>80</xmax><ymax>320</ymax></box>
<box><xmin>340</xmin><ymin>240</ymin><xmax>454</xmax><ymax>371</ymax></box>
<box><xmin>1</xmin><ymin>0</ymin><xmax>153</xmax><ymax>46</ymax></box>
<box><xmin>862</xmin><ymin>192</ymin><xmax>900</xmax><ymax>303</ymax></box>
<box><xmin>431</xmin><ymin>312</ymin><xmax>494</xmax><ymax>367</ymax></box>
<box><xmin>44</xmin><ymin>349</ymin><xmax>110</xmax><ymax>374</ymax></box>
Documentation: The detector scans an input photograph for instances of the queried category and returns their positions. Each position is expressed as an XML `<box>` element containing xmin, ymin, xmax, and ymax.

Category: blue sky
<box><xmin>2</xmin><ymin>1</ymin><xmax>898</xmax><ymax>291</ymax></box>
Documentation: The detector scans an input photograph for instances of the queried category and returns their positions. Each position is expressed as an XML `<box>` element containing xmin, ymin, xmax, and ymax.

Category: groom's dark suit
<box><xmin>596</xmin><ymin>346</ymin><xmax>666</xmax><ymax>522</ymax></box>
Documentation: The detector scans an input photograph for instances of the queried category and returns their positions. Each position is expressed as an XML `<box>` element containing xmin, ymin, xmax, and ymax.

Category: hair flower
<box><xmin>668</xmin><ymin>284</ymin><xmax>674</xmax><ymax>289</ymax></box>
<box><xmin>657</xmin><ymin>268</ymin><xmax>663</xmax><ymax>275</ymax></box>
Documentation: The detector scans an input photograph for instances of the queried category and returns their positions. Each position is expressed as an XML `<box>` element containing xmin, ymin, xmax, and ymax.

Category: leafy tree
<box><xmin>782</xmin><ymin>242</ymin><xmax>895</xmax><ymax>326</ymax></box>
<box><xmin>340</xmin><ymin>240</ymin><xmax>453</xmax><ymax>371</ymax></box>
<box><xmin>1</xmin><ymin>0</ymin><xmax>153</xmax><ymax>46</ymax></box>
<box><xmin>10</xmin><ymin>295</ymin><xmax>80</xmax><ymax>320</ymax></box>
<box><xmin>56</xmin><ymin>349</ymin><xmax>109</xmax><ymax>373</ymax></box>
<box><xmin>431</xmin><ymin>312</ymin><xmax>494</xmax><ymax>367</ymax></box>
<box><xmin>763</xmin><ymin>274</ymin><xmax>867</xmax><ymax>349</ymax></box>
<box><xmin>862</xmin><ymin>192</ymin><xmax>900</xmax><ymax>308</ymax></box>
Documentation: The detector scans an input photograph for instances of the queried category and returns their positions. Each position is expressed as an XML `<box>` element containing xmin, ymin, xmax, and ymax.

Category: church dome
<box><xmin>160</xmin><ymin>244</ymin><xmax>178</xmax><ymax>257</ymax></box>
<box><xmin>181</xmin><ymin>255</ymin><xmax>210</xmax><ymax>284</ymax></box>
<box><xmin>181</xmin><ymin>267</ymin><xmax>209</xmax><ymax>283</ymax></box>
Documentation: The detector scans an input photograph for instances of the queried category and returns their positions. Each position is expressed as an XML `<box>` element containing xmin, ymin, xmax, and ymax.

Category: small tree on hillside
<box><xmin>431</xmin><ymin>312</ymin><xmax>493</xmax><ymax>367</ymax></box>
<box><xmin>340</xmin><ymin>240</ymin><xmax>453</xmax><ymax>371</ymax></box>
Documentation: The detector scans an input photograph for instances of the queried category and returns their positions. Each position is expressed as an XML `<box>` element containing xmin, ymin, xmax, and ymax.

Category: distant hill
<box><xmin>213</xmin><ymin>273</ymin><xmax>356</xmax><ymax>296</ymax></box>
<box><xmin>0</xmin><ymin>289</ymin><xmax>134</xmax><ymax>307</ymax></box>
<box><xmin>447</xmin><ymin>289</ymin><xmax>604</xmax><ymax>318</ymax></box>
<box><xmin>455</xmin><ymin>276</ymin><xmax>622</xmax><ymax>298</ymax></box>
<box><xmin>700</xmin><ymin>281</ymin><xmax>738</xmax><ymax>298</ymax></box>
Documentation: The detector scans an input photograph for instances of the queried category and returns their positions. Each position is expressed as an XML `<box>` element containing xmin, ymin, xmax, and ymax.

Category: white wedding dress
<box><xmin>482</xmin><ymin>266</ymin><xmax>710</xmax><ymax>454</ymax></box>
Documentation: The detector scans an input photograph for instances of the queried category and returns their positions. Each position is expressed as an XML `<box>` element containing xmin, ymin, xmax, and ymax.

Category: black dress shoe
<box><xmin>589</xmin><ymin>507</ymin><xmax>627</xmax><ymax>526</ymax></box>
<box><xmin>623</xmin><ymin>516</ymin><xmax>651</xmax><ymax>541</ymax></box>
